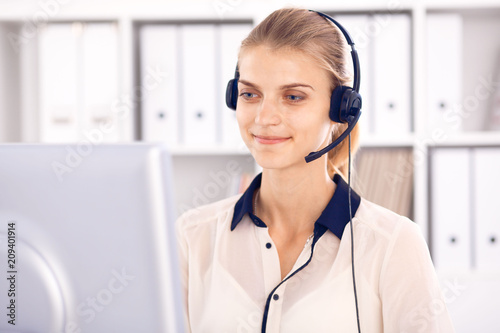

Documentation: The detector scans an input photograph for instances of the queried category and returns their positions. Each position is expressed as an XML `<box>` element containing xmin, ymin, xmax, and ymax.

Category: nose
<box><xmin>255</xmin><ymin>97</ymin><xmax>281</xmax><ymax>126</ymax></box>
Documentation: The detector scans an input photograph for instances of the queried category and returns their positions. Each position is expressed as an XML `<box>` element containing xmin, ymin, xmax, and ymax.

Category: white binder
<box><xmin>431</xmin><ymin>148</ymin><xmax>471</xmax><ymax>270</ymax></box>
<box><xmin>334</xmin><ymin>14</ymin><xmax>373</xmax><ymax>133</ymax></box>
<box><xmin>140</xmin><ymin>25</ymin><xmax>179</xmax><ymax>146</ymax></box>
<box><xmin>82</xmin><ymin>23</ymin><xmax>119</xmax><ymax>142</ymax></box>
<box><xmin>181</xmin><ymin>25</ymin><xmax>217</xmax><ymax>147</ymax></box>
<box><xmin>219</xmin><ymin>24</ymin><xmax>252</xmax><ymax>149</ymax></box>
<box><xmin>473</xmin><ymin>148</ymin><xmax>500</xmax><ymax>271</ymax></box>
<box><xmin>371</xmin><ymin>14</ymin><xmax>411</xmax><ymax>135</ymax></box>
<box><xmin>39</xmin><ymin>24</ymin><xmax>79</xmax><ymax>142</ymax></box>
<box><xmin>426</xmin><ymin>14</ymin><xmax>463</xmax><ymax>133</ymax></box>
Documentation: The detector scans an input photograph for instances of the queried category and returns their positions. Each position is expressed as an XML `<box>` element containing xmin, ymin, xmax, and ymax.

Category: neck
<box><xmin>257</xmin><ymin>158</ymin><xmax>335</xmax><ymax>238</ymax></box>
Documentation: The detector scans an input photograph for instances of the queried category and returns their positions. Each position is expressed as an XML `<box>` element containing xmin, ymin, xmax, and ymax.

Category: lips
<box><xmin>253</xmin><ymin>135</ymin><xmax>291</xmax><ymax>145</ymax></box>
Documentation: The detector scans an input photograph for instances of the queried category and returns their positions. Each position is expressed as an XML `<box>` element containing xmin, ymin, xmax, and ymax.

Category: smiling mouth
<box><xmin>253</xmin><ymin>135</ymin><xmax>291</xmax><ymax>145</ymax></box>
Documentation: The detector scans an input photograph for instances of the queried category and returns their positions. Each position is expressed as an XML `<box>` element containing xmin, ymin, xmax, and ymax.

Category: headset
<box><xmin>225</xmin><ymin>10</ymin><xmax>362</xmax><ymax>163</ymax></box>
<box><xmin>225</xmin><ymin>10</ymin><xmax>362</xmax><ymax>333</ymax></box>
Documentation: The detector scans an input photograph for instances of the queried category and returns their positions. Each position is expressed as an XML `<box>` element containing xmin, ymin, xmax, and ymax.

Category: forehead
<box><xmin>238</xmin><ymin>45</ymin><xmax>330</xmax><ymax>88</ymax></box>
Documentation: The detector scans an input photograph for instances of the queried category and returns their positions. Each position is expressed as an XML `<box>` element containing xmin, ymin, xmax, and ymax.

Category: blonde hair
<box><xmin>239</xmin><ymin>8</ymin><xmax>360</xmax><ymax>179</ymax></box>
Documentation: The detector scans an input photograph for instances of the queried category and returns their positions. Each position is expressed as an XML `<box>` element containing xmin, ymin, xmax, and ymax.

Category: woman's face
<box><xmin>236</xmin><ymin>45</ymin><xmax>334</xmax><ymax>171</ymax></box>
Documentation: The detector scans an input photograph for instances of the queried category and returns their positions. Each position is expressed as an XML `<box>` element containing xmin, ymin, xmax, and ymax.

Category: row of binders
<box><xmin>37</xmin><ymin>16</ymin><xmax>414</xmax><ymax>145</ymax></box>
<box><xmin>37</xmin><ymin>14</ymin><xmax>500</xmax><ymax>144</ymax></box>
<box><xmin>353</xmin><ymin>148</ymin><xmax>414</xmax><ymax>218</ymax></box>
<box><xmin>140</xmin><ymin>15</ymin><xmax>414</xmax><ymax>146</ymax></box>
<box><xmin>428</xmin><ymin>13</ymin><xmax>500</xmax><ymax>133</ymax></box>
<box><xmin>431</xmin><ymin>147</ymin><xmax>500</xmax><ymax>271</ymax></box>
<box><xmin>39</xmin><ymin>23</ymin><xmax>121</xmax><ymax>142</ymax></box>
<box><xmin>37</xmin><ymin>14</ymin><xmax>488</xmax><ymax>145</ymax></box>
<box><xmin>334</xmin><ymin>13</ymin><xmax>412</xmax><ymax>136</ymax></box>
<box><xmin>139</xmin><ymin>23</ymin><xmax>252</xmax><ymax>148</ymax></box>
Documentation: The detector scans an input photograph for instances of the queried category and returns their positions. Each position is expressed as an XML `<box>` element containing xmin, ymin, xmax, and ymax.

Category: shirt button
<box><xmin>266</xmin><ymin>242</ymin><xmax>272</xmax><ymax>249</ymax></box>
<box><xmin>273</xmin><ymin>294</ymin><xmax>279</xmax><ymax>301</ymax></box>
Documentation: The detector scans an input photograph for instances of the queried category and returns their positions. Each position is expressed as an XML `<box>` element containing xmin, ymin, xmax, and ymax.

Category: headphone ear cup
<box><xmin>225</xmin><ymin>79</ymin><xmax>238</xmax><ymax>110</ymax></box>
<box><xmin>340</xmin><ymin>90</ymin><xmax>362</xmax><ymax>123</ymax></box>
<box><xmin>330</xmin><ymin>85</ymin><xmax>350</xmax><ymax>123</ymax></box>
<box><xmin>330</xmin><ymin>86</ymin><xmax>362</xmax><ymax>123</ymax></box>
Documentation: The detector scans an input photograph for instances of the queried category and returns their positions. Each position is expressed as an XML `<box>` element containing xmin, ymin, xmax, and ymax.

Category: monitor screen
<box><xmin>0</xmin><ymin>143</ymin><xmax>184</xmax><ymax>333</ymax></box>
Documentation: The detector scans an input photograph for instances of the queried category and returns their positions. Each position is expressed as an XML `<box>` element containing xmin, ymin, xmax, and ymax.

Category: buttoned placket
<box><xmin>255</xmin><ymin>222</ymin><xmax>320</xmax><ymax>332</ymax></box>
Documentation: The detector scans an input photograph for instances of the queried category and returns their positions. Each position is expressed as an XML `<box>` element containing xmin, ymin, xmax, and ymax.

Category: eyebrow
<box><xmin>238</xmin><ymin>80</ymin><xmax>315</xmax><ymax>91</ymax></box>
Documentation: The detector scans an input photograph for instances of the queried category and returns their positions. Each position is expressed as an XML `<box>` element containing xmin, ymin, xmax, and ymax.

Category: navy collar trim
<box><xmin>230</xmin><ymin>173</ymin><xmax>361</xmax><ymax>239</ymax></box>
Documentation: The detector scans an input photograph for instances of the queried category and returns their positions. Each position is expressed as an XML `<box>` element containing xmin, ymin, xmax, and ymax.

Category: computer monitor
<box><xmin>0</xmin><ymin>143</ymin><xmax>184</xmax><ymax>333</ymax></box>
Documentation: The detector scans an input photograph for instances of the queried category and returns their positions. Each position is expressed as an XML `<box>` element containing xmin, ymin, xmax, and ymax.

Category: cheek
<box><xmin>235</xmin><ymin>109</ymin><xmax>245</xmax><ymax>126</ymax></box>
<box><xmin>310</xmin><ymin>120</ymin><xmax>335</xmax><ymax>151</ymax></box>
<box><xmin>297</xmin><ymin>113</ymin><xmax>332</xmax><ymax>140</ymax></box>
<box><xmin>235</xmin><ymin>109</ymin><xmax>252</xmax><ymax>136</ymax></box>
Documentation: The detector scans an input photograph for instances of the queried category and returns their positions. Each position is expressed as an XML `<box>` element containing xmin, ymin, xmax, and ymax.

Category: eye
<box><xmin>239</xmin><ymin>92</ymin><xmax>258</xmax><ymax>100</ymax></box>
<box><xmin>285</xmin><ymin>94</ymin><xmax>304</xmax><ymax>103</ymax></box>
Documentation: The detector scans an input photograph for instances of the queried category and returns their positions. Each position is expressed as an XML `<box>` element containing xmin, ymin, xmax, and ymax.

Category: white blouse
<box><xmin>175</xmin><ymin>174</ymin><xmax>455</xmax><ymax>332</ymax></box>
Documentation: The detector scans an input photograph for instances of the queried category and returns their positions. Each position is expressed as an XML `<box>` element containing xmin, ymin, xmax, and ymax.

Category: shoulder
<box><xmin>354</xmin><ymin>198</ymin><xmax>422</xmax><ymax>240</ymax></box>
<box><xmin>353</xmin><ymin>198</ymin><xmax>438</xmax><ymax>286</ymax></box>
<box><xmin>176</xmin><ymin>194</ymin><xmax>241</xmax><ymax>235</ymax></box>
<box><xmin>355</xmin><ymin>203</ymin><xmax>453</xmax><ymax>331</ymax></box>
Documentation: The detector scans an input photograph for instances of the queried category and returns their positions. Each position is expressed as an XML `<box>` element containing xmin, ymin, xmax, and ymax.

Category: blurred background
<box><xmin>0</xmin><ymin>0</ymin><xmax>499</xmax><ymax>331</ymax></box>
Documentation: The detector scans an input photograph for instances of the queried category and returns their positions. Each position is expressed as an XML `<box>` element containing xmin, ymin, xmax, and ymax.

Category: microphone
<box><xmin>304</xmin><ymin>111</ymin><xmax>361</xmax><ymax>163</ymax></box>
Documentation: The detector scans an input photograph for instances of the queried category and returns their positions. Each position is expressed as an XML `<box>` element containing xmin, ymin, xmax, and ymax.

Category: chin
<box><xmin>251</xmin><ymin>149</ymin><xmax>307</xmax><ymax>171</ymax></box>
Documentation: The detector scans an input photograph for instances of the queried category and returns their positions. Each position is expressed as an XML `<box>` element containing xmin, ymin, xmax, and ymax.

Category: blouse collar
<box><xmin>230</xmin><ymin>173</ymin><xmax>361</xmax><ymax>239</ymax></box>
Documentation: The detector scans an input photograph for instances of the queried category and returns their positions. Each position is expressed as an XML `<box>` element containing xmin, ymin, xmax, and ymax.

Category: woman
<box><xmin>176</xmin><ymin>8</ymin><xmax>454</xmax><ymax>332</ymax></box>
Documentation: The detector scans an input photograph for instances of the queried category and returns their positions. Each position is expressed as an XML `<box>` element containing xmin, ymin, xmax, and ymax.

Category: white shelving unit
<box><xmin>0</xmin><ymin>0</ymin><xmax>498</xmax><ymax>221</ymax></box>
<box><xmin>0</xmin><ymin>0</ymin><xmax>498</xmax><ymax>231</ymax></box>
<box><xmin>1</xmin><ymin>1</ymin><xmax>499</xmax><ymax>330</ymax></box>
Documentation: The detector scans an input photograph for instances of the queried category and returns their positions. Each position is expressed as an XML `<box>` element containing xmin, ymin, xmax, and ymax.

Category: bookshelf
<box><xmin>1</xmin><ymin>0</ymin><xmax>499</xmax><ymax>234</ymax></box>
<box><xmin>1</xmin><ymin>1</ymin><xmax>500</xmax><ymax>330</ymax></box>
<box><xmin>0</xmin><ymin>0</ymin><xmax>498</xmax><ymax>217</ymax></box>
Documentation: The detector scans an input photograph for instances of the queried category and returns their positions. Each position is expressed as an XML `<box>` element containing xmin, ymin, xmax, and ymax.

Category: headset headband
<box><xmin>311</xmin><ymin>10</ymin><xmax>361</xmax><ymax>92</ymax></box>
